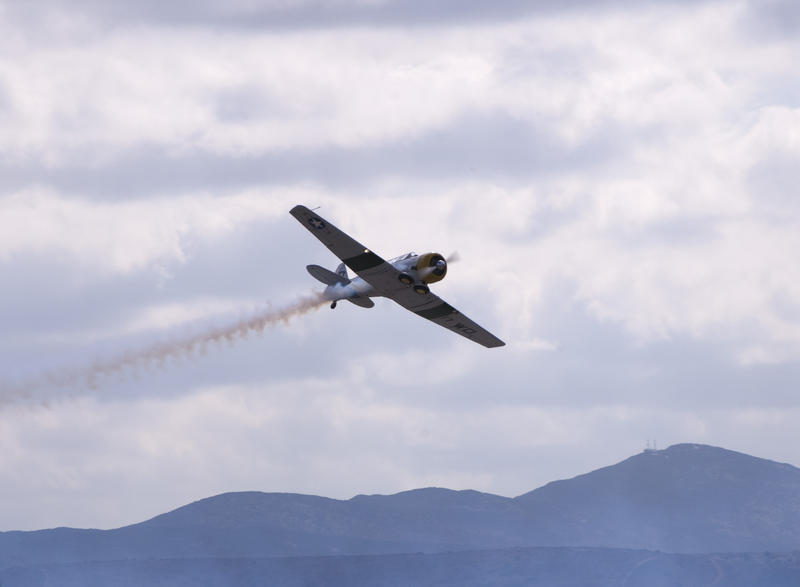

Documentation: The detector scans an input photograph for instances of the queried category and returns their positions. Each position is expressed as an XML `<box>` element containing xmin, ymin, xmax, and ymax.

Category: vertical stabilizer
<box><xmin>336</xmin><ymin>263</ymin><xmax>348</xmax><ymax>281</ymax></box>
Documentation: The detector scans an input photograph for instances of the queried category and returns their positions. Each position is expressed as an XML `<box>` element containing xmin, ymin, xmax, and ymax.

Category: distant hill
<box><xmin>515</xmin><ymin>443</ymin><xmax>800</xmax><ymax>552</ymax></box>
<box><xmin>2</xmin><ymin>443</ymin><xmax>800</xmax><ymax>575</ymax></box>
<box><xmin>0</xmin><ymin>489</ymin><xmax>531</xmax><ymax>568</ymax></box>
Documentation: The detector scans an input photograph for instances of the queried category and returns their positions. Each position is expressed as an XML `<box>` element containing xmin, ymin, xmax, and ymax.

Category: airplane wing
<box><xmin>397</xmin><ymin>292</ymin><xmax>506</xmax><ymax>348</ymax></box>
<box><xmin>290</xmin><ymin>205</ymin><xmax>505</xmax><ymax>348</ymax></box>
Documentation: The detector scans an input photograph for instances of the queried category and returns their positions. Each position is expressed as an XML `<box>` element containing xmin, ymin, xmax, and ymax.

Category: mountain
<box><xmin>2</xmin><ymin>443</ymin><xmax>800</xmax><ymax>574</ymax></box>
<box><xmin>0</xmin><ymin>489</ymin><xmax>532</xmax><ymax>569</ymax></box>
<box><xmin>515</xmin><ymin>443</ymin><xmax>800</xmax><ymax>552</ymax></box>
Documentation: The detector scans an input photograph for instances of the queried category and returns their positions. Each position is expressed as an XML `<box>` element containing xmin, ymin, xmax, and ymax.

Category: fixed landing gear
<box><xmin>400</xmin><ymin>272</ymin><xmax>429</xmax><ymax>295</ymax></box>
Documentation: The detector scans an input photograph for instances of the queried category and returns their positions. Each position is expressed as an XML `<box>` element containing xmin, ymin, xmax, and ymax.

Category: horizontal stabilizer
<box><xmin>307</xmin><ymin>264</ymin><xmax>350</xmax><ymax>286</ymax></box>
<box><xmin>347</xmin><ymin>296</ymin><xmax>375</xmax><ymax>308</ymax></box>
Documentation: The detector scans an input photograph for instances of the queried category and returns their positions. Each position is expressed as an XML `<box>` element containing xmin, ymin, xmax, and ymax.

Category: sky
<box><xmin>1</xmin><ymin>0</ymin><xmax>799</xmax><ymax>531</ymax></box>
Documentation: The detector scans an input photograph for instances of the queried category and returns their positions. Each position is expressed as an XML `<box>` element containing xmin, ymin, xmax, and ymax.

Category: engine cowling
<box><xmin>416</xmin><ymin>252</ymin><xmax>447</xmax><ymax>284</ymax></box>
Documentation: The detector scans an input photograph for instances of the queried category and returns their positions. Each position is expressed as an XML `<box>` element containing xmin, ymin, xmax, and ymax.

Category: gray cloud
<box><xmin>740</xmin><ymin>0</ymin><xmax>800</xmax><ymax>39</ymax></box>
<box><xmin>6</xmin><ymin>0</ymin><xmax>708</xmax><ymax>32</ymax></box>
<box><xmin>0</xmin><ymin>219</ymin><xmax>316</xmax><ymax>364</ymax></box>
<box><xmin>382</xmin><ymin>276</ymin><xmax>800</xmax><ymax>414</ymax></box>
<box><xmin>0</xmin><ymin>80</ymin><xmax>11</xmax><ymax>118</ymax></box>
<box><xmin>214</xmin><ymin>85</ymin><xmax>294</xmax><ymax>124</ymax></box>
<box><xmin>747</xmin><ymin>150</ymin><xmax>800</xmax><ymax>223</ymax></box>
<box><xmin>0</xmin><ymin>112</ymin><xmax>629</xmax><ymax>199</ymax></box>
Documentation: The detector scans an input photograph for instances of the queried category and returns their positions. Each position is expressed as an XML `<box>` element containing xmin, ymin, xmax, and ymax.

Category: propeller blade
<box><xmin>419</xmin><ymin>255</ymin><xmax>451</xmax><ymax>280</ymax></box>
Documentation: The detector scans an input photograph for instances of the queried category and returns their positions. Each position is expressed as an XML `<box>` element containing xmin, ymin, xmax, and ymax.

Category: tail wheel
<box><xmin>398</xmin><ymin>273</ymin><xmax>414</xmax><ymax>285</ymax></box>
<box><xmin>413</xmin><ymin>284</ymin><xmax>429</xmax><ymax>295</ymax></box>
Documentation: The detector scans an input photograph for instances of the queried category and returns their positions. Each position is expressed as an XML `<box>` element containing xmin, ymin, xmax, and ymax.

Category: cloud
<box><xmin>5</xmin><ymin>375</ymin><xmax>800</xmax><ymax>531</ymax></box>
<box><xmin>2</xmin><ymin>0</ymin><xmax>800</xmax><ymax>531</ymax></box>
<box><xmin>2</xmin><ymin>0</ymin><xmax>715</xmax><ymax>34</ymax></box>
<box><xmin>0</xmin><ymin>4</ymin><xmax>755</xmax><ymax>167</ymax></box>
<box><xmin>0</xmin><ymin>115</ymin><xmax>629</xmax><ymax>200</ymax></box>
<box><xmin>0</xmin><ymin>24</ymin><xmax>499</xmax><ymax>162</ymax></box>
<box><xmin>0</xmin><ymin>187</ymin><xmax>304</xmax><ymax>273</ymax></box>
<box><xmin>739</xmin><ymin>0</ymin><xmax>800</xmax><ymax>39</ymax></box>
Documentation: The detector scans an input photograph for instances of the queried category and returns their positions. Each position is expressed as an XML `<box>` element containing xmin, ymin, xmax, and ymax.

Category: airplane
<box><xmin>290</xmin><ymin>204</ymin><xmax>505</xmax><ymax>348</ymax></box>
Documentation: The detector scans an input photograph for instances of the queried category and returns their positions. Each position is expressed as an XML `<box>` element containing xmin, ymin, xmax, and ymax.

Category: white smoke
<box><xmin>1</xmin><ymin>292</ymin><xmax>326</xmax><ymax>407</ymax></box>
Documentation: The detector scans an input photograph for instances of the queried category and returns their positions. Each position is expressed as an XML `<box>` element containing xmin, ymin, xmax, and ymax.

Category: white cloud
<box><xmin>0</xmin><ymin>25</ymin><xmax>499</xmax><ymax>162</ymax></box>
<box><xmin>2</xmin><ymin>0</ymin><xmax>800</xmax><ymax>531</ymax></box>
<box><xmin>0</xmin><ymin>187</ymin><xmax>318</xmax><ymax>274</ymax></box>
<box><xmin>0</xmin><ymin>2</ymin><xmax>781</xmax><ymax>164</ymax></box>
<box><xmin>6</xmin><ymin>376</ymin><xmax>800</xmax><ymax>530</ymax></box>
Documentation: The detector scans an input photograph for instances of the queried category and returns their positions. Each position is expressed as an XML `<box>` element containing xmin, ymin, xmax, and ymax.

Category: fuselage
<box><xmin>321</xmin><ymin>251</ymin><xmax>446</xmax><ymax>305</ymax></box>
<box><xmin>321</xmin><ymin>276</ymin><xmax>375</xmax><ymax>302</ymax></box>
<box><xmin>321</xmin><ymin>252</ymin><xmax>415</xmax><ymax>302</ymax></box>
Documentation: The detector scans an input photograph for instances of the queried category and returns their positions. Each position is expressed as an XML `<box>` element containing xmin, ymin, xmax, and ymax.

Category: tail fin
<box><xmin>336</xmin><ymin>263</ymin><xmax>348</xmax><ymax>281</ymax></box>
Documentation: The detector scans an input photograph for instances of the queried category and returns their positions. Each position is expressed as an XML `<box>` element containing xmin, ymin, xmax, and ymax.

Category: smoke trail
<box><xmin>1</xmin><ymin>291</ymin><xmax>326</xmax><ymax>407</ymax></box>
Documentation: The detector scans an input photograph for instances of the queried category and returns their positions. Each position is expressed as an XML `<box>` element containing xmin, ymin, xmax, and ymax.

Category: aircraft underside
<box><xmin>292</xmin><ymin>204</ymin><xmax>504</xmax><ymax>347</ymax></box>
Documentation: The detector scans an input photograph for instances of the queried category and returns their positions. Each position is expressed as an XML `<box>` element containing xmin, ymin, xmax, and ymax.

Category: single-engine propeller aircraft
<box><xmin>290</xmin><ymin>205</ymin><xmax>505</xmax><ymax>348</ymax></box>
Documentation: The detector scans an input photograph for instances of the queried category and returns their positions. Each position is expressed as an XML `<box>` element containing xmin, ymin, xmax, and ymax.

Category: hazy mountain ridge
<box><xmin>136</xmin><ymin>487</ymin><xmax>534</xmax><ymax>550</ymax></box>
<box><xmin>515</xmin><ymin>443</ymin><xmax>800</xmax><ymax>552</ymax></box>
<box><xmin>3</xmin><ymin>443</ymin><xmax>800</xmax><ymax>580</ymax></box>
